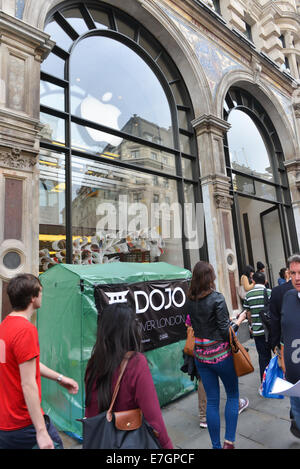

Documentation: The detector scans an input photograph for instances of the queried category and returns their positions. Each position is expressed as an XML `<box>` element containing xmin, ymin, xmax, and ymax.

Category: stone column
<box><xmin>0</xmin><ymin>11</ymin><xmax>54</xmax><ymax>320</ymax></box>
<box><xmin>192</xmin><ymin>114</ymin><xmax>240</xmax><ymax>313</ymax></box>
<box><xmin>285</xmin><ymin>31</ymin><xmax>299</xmax><ymax>79</ymax></box>
<box><xmin>284</xmin><ymin>89</ymin><xmax>300</xmax><ymax>250</ymax></box>
<box><xmin>284</xmin><ymin>159</ymin><xmax>300</xmax><ymax>247</ymax></box>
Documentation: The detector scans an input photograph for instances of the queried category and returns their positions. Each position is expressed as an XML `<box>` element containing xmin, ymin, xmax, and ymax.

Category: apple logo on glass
<box><xmin>81</xmin><ymin>92</ymin><xmax>122</xmax><ymax>146</ymax></box>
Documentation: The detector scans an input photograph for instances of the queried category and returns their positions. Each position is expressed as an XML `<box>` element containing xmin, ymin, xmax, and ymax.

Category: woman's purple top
<box><xmin>85</xmin><ymin>352</ymin><xmax>173</xmax><ymax>449</ymax></box>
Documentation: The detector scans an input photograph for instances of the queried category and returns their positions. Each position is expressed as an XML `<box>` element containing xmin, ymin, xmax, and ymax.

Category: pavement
<box><xmin>59</xmin><ymin>336</ymin><xmax>300</xmax><ymax>450</ymax></box>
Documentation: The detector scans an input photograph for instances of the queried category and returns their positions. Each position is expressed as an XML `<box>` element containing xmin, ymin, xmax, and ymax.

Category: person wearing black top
<box><xmin>269</xmin><ymin>278</ymin><xmax>293</xmax><ymax>351</ymax></box>
<box><xmin>281</xmin><ymin>254</ymin><xmax>300</xmax><ymax>439</ymax></box>
<box><xmin>255</xmin><ymin>261</ymin><xmax>270</xmax><ymax>289</ymax></box>
<box><xmin>185</xmin><ymin>261</ymin><xmax>246</xmax><ymax>449</ymax></box>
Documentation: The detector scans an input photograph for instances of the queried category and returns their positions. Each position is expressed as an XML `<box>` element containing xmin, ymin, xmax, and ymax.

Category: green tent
<box><xmin>37</xmin><ymin>262</ymin><xmax>193</xmax><ymax>438</ymax></box>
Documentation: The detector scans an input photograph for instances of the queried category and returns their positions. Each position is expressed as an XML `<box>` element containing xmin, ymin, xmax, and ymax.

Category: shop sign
<box><xmin>94</xmin><ymin>279</ymin><xmax>189</xmax><ymax>351</ymax></box>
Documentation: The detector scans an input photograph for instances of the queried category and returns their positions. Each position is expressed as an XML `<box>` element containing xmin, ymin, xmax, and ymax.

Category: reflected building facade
<box><xmin>1</xmin><ymin>0</ymin><xmax>300</xmax><ymax>319</ymax></box>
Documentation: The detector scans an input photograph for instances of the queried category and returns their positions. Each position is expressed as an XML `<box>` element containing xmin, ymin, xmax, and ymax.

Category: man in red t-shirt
<box><xmin>0</xmin><ymin>274</ymin><xmax>79</xmax><ymax>449</ymax></box>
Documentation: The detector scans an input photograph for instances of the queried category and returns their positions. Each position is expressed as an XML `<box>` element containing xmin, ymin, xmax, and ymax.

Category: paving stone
<box><xmin>59</xmin><ymin>339</ymin><xmax>300</xmax><ymax>450</ymax></box>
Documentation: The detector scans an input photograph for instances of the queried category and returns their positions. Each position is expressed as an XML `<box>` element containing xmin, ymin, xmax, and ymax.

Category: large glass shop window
<box><xmin>39</xmin><ymin>3</ymin><xmax>200</xmax><ymax>271</ymax></box>
<box><xmin>71</xmin><ymin>157</ymin><xmax>184</xmax><ymax>267</ymax></box>
<box><xmin>223</xmin><ymin>87</ymin><xmax>298</xmax><ymax>285</ymax></box>
<box><xmin>39</xmin><ymin>152</ymin><xmax>185</xmax><ymax>270</ymax></box>
<box><xmin>227</xmin><ymin>109</ymin><xmax>274</xmax><ymax>182</ymax></box>
<box><xmin>70</xmin><ymin>36</ymin><xmax>174</xmax><ymax>149</ymax></box>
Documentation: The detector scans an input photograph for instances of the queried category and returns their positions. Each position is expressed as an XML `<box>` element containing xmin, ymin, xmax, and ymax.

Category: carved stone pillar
<box><xmin>222</xmin><ymin>0</ymin><xmax>246</xmax><ymax>34</ymax></box>
<box><xmin>259</xmin><ymin>14</ymin><xmax>284</xmax><ymax>66</ymax></box>
<box><xmin>284</xmin><ymin>158</ymin><xmax>300</xmax><ymax>247</ymax></box>
<box><xmin>192</xmin><ymin>114</ymin><xmax>240</xmax><ymax>313</ymax></box>
<box><xmin>0</xmin><ymin>11</ymin><xmax>54</xmax><ymax>320</ymax></box>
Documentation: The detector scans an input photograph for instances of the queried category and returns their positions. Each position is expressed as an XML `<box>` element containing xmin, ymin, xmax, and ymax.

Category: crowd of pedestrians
<box><xmin>1</xmin><ymin>254</ymin><xmax>300</xmax><ymax>449</ymax></box>
<box><xmin>237</xmin><ymin>255</ymin><xmax>300</xmax><ymax>439</ymax></box>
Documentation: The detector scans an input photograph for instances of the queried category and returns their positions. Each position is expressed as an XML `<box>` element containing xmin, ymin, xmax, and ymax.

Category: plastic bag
<box><xmin>261</xmin><ymin>355</ymin><xmax>284</xmax><ymax>399</ymax></box>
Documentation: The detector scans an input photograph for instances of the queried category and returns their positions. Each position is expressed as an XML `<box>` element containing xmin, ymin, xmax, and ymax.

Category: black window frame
<box><xmin>40</xmin><ymin>0</ymin><xmax>207</xmax><ymax>270</ymax></box>
<box><xmin>223</xmin><ymin>86</ymin><xmax>299</xmax><ymax>275</ymax></box>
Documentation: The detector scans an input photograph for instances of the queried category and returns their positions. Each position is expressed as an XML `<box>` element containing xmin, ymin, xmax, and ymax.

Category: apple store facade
<box><xmin>0</xmin><ymin>0</ymin><xmax>300</xmax><ymax>318</ymax></box>
<box><xmin>39</xmin><ymin>1</ymin><xmax>204</xmax><ymax>274</ymax></box>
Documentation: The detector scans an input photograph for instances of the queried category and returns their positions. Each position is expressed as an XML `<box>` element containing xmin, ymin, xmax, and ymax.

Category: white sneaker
<box><xmin>238</xmin><ymin>397</ymin><xmax>249</xmax><ymax>414</ymax></box>
<box><xmin>200</xmin><ymin>422</ymin><xmax>208</xmax><ymax>428</ymax></box>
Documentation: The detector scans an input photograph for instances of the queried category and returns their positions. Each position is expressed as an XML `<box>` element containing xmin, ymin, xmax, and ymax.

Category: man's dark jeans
<box><xmin>254</xmin><ymin>334</ymin><xmax>272</xmax><ymax>382</ymax></box>
<box><xmin>0</xmin><ymin>415</ymin><xmax>63</xmax><ymax>449</ymax></box>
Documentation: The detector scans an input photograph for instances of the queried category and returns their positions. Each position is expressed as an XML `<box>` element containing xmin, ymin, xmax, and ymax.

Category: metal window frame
<box><xmin>40</xmin><ymin>0</ymin><xmax>207</xmax><ymax>269</ymax></box>
<box><xmin>223</xmin><ymin>86</ymin><xmax>299</xmax><ymax>275</ymax></box>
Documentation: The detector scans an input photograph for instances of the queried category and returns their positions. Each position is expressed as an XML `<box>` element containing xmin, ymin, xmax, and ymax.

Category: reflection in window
<box><xmin>182</xmin><ymin>158</ymin><xmax>193</xmax><ymax>179</ymax></box>
<box><xmin>71</xmin><ymin>122</ymin><xmax>176</xmax><ymax>175</ymax></box>
<box><xmin>180</xmin><ymin>134</ymin><xmax>192</xmax><ymax>155</ymax></box>
<box><xmin>40</xmin><ymin>113</ymin><xmax>65</xmax><ymax>144</ymax></box>
<box><xmin>70</xmin><ymin>36</ymin><xmax>173</xmax><ymax>146</ymax></box>
<box><xmin>227</xmin><ymin>109</ymin><xmax>273</xmax><ymax>181</ymax></box>
<box><xmin>40</xmin><ymin>81</ymin><xmax>65</xmax><ymax>112</ymax></box>
<box><xmin>41</xmin><ymin>53</ymin><xmax>65</xmax><ymax>79</ymax></box>
<box><xmin>62</xmin><ymin>8</ymin><xmax>89</xmax><ymax>35</ymax></box>
<box><xmin>44</xmin><ymin>20</ymin><xmax>73</xmax><ymax>51</ymax></box>
<box><xmin>232</xmin><ymin>174</ymin><xmax>277</xmax><ymax>201</ymax></box>
<box><xmin>232</xmin><ymin>174</ymin><xmax>255</xmax><ymax>195</ymax></box>
<box><xmin>71</xmin><ymin>156</ymin><xmax>183</xmax><ymax>266</ymax></box>
<box><xmin>184</xmin><ymin>183</ymin><xmax>202</xmax><ymax>269</ymax></box>
<box><xmin>254</xmin><ymin>180</ymin><xmax>277</xmax><ymax>201</ymax></box>
<box><xmin>39</xmin><ymin>151</ymin><xmax>66</xmax><ymax>272</ymax></box>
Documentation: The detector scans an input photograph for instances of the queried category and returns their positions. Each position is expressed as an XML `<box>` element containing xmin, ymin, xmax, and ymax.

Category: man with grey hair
<box><xmin>281</xmin><ymin>253</ymin><xmax>300</xmax><ymax>438</ymax></box>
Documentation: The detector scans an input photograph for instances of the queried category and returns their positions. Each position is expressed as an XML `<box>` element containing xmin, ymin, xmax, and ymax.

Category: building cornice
<box><xmin>159</xmin><ymin>0</ymin><xmax>298</xmax><ymax>94</ymax></box>
<box><xmin>0</xmin><ymin>11</ymin><xmax>55</xmax><ymax>60</ymax></box>
<box><xmin>284</xmin><ymin>158</ymin><xmax>300</xmax><ymax>190</ymax></box>
<box><xmin>192</xmin><ymin>114</ymin><xmax>231</xmax><ymax>134</ymax></box>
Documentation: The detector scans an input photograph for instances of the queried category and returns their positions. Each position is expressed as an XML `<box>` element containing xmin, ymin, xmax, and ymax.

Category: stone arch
<box><xmin>215</xmin><ymin>69</ymin><xmax>297</xmax><ymax>162</ymax></box>
<box><xmin>23</xmin><ymin>0</ymin><xmax>212</xmax><ymax>117</ymax></box>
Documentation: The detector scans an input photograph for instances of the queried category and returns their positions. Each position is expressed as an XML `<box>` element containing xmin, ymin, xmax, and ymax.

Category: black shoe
<box><xmin>290</xmin><ymin>420</ymin><xmax>300</xmax><ymax>439</ymax></box>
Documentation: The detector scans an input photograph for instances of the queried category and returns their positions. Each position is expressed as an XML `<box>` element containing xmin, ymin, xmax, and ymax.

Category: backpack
<box><xmin>259</xmin><ymin>288</ymin><xmax>271</xmax><ymax>342</ymax></box>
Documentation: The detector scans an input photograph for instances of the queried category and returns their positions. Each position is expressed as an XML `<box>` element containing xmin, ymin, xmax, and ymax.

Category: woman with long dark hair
<box><xmin>186</xmin><ymin>261</ymin><xmax>246</xmax><ymax>449</ymax></box>
<box><xmin>240</xmin><ymin>265</ymin><xmax>255</xmax><ymax>295</ymax></box>
<box><xmin>84</xmin><ymin>303</ymin><xmax>173</xmax><ymax>449</ymax></box>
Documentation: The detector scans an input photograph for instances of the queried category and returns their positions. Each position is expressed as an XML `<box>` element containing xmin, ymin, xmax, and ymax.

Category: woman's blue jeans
<box><xmin>195</xmin><ymin>354</ymin><xmax>239</xmax><ymax>449</ymax></box>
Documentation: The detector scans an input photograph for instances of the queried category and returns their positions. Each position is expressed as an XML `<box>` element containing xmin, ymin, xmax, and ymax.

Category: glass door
<box><xmin>233</xmin><ymin>195</ymin><xmax>287</xmax><ymax>288</ymax></box>
<box><xmin>260</xmin><ymin>206</ymin><xmax>286</xmax><ymax>288</ymax></box>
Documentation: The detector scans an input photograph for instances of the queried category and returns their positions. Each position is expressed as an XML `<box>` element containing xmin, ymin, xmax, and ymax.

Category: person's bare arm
<box><xmin>241</xmin><ymin>275</ymin><xmax>254</xmax><ymax>292</ymax></box>
<box><xmin>19</xmin><ymin>358</ymin><xmax>54</xmax><ymax>449</ymax></box>
<box><xmin>40</xmin><ymin>362</ymin><xmax>79</xmax><ymax>394</ymax></box>
<box><xmin>236</xmin><ymin>311</ymin><xmax>247</xmax><ymax>326</ymax></box>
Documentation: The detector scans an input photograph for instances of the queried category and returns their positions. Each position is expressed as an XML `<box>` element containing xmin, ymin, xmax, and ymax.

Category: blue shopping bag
<box><xmin>262</xmin><ymin>355</ymin><xmax>284</xmax><ymax>399</ymax></box>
